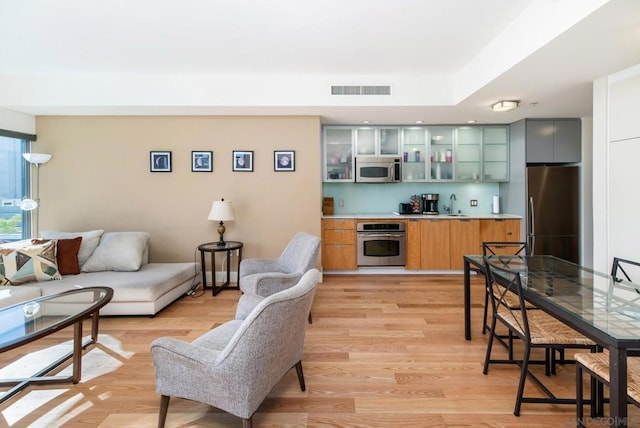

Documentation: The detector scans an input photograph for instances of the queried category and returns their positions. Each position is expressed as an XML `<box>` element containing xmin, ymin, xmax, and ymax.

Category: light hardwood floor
<box><xmin>1</xmin><ymin>274</ymin><xmax>638</xmax><ymax>427</ymax></box>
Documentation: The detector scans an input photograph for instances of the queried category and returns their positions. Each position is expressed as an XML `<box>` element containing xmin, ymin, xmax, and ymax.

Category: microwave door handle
<box><xmin>389</xmin><ymin>164</ymin><xmax>394</xmax><ymax>180</ymax></box>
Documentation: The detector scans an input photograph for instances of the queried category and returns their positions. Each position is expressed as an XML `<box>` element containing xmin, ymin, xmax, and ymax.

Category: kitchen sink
<box><xmin>444</xmin><ymin>214</ymin><xmax>467</xmax><ymax>217</ymax></box>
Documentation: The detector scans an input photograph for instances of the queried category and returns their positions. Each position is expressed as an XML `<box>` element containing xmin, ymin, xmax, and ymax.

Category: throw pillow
<box><xmin>81</xmin><ymin>231</ymin><xmax>150</xmax><ymax>272</ymax></box>
<box><xmin>32</xmin><ymin>237</ymin><xmax>82</xmax><ymax>275</ymax></box>
<box><xmin>56</xmin><ymin>237</ymin><xmax>83</xmax><ymax>275</ymax></box>
<box><xmin>0</xmin><ymin>240</ymin><xmax>62</xmax><ymax>285</ymax></box>
<box><xmin>41</xmin><ymin>229</ymin><xmax>104</xmax><ymax>268</ymax></box>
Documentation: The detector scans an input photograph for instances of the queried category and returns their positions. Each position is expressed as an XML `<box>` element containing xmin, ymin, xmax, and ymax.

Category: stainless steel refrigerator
<box><xmin>527</xmin><ymin>165</ymin><xmax>579</xmax><ymax>263</ymax></box>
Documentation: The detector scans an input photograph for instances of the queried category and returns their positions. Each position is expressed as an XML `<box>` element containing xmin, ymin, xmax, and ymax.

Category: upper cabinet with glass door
<box><xmin>355</xmin><ymin>127</ymin><xmax>401</xmax><ymax>157</ymax></box>
<box><xmin>428</xmin><ymin>127</ymin><xmax>454</xmax><ymax>181</ymax></box>
<box><xmin>482</xmin><ymin>126</ymin><xmax>509</xmax><ymax>181</ymax></box>
<box><xmin>402</xmin><ymin>127</ymin><xmax>427</xmax><ymax>181</ymax></box>
<box><xmin>323</xmin><ymin>127</ymin><xmax>354</xmax><ymax>182</ymax></box>
<box><xmin>454</xmin><ymin>127</ymin><xmax>482</xmax><ymax>181</ymax></box>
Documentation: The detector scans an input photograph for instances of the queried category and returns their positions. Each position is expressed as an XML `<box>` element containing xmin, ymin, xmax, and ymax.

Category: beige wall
<box><xmin>34</xmin><ymin>115</ymin><xmax>322</xmax><ymax>263</ymax></box>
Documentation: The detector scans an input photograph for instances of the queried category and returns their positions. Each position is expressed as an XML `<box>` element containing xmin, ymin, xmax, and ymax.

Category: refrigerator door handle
<box><xmin>528</xmin><ymin>196</ymin><xmax>535</xmax><ymax>256</ymax></box>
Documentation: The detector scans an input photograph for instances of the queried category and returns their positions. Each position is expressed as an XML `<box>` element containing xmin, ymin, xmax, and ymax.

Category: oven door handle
<box><xmin>358</xmin><ymin>233</ymin><xmax>405</xmax><ymax>238</ymax></box>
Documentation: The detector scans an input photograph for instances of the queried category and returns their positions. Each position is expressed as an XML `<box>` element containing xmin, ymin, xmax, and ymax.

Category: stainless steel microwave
<box><xmin>355</xmin><ymin>157</ymin><xmax>402</xmax><ymax>183</ymax></box>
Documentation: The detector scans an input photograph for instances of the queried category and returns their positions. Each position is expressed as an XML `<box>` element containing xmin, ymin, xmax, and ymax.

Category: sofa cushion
<box><xmin>0</xmin><ymin>240</ymin><xmax>62</xmax><ymax>285</ymax></box>
<box><xmin>0</xmin><ymin>285</ymin><xmax>42</xmax><ymax>307</ymax></box>
<box><xmin>37</xmin><ymin>262</ymin><xmax>199</xmax><ymax>303</ymax></box>
<box><xmin>81</xmin><ymin>232</ymin><xmax>150</xmax><ymax>272</ymax></box>
<box><xmin>41</xmin><ymin>230</ymin><xmax>104</xmax><ymax>268</ymax></box>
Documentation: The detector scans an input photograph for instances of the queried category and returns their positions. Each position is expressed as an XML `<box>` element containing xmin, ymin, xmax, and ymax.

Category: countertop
<box><xmin>322</xmin><ymin>213</ymin><xmax>522</xmax><ymax>220</ymax></box>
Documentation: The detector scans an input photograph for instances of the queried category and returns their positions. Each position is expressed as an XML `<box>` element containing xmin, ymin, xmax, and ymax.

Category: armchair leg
<box><xmin>242</xmin><ymin>416</ymin><xmax>253</xmax><ymax>428</ymax></box>
<box><xmin>308</xmin><ymin>312</ymin><xmax>313</xmax><ymax>324</ymax></box>
<box><xmin>158</xmin><ymin>395</ymin><xmax>170</xmax><ymax>428</ymax></box>
<box><xmin>295</xmin><ymin>360</ymin><xmax>306</xmax><ymax>391</ymax></box>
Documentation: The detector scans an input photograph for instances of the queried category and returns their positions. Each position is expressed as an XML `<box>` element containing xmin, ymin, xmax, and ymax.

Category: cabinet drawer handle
<box><xmin>459</xmin><ymin>219</ymin><xmax>471</xmax><ymax>222</ymax></box>
<box><xmin>506</xmin><ymin>232</ymin><xmax>513</xmax><ymax>236</ymax></box>
<box><xmin>495</xmin><ymin>219</ymin><xmax>505</xmax><ymax>222</ymax></box>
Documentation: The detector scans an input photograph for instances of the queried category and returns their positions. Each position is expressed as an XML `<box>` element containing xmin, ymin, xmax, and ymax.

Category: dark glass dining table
<box><xmin>463</xmin><ymin>254</ymin><xmax>640</xmax><ymax>427</ymax></box>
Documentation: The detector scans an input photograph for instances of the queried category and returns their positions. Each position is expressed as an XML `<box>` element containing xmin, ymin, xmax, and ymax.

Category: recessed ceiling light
<box><xmin>415</xmin><ymin>120</ymin><xmax>424</xmax><ymax>124</ymax></box>
<box><xmin>362</xmin><ymin>120</ymin><xmax>371</xmax><ymax>124</ymax></box>
<box><xmin>467</xmin><ymin>120</ymin><xmax>477</xmax><ymax>124</ymax></box>
<box><xmin>490</xmin><ymin>100</ymin><xmax>519</xmax><ymax>112</ymax></box>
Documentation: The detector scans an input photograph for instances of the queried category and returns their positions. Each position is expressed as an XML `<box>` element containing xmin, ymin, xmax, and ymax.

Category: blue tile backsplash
<box><xmin>323</xmin><ymin>182</ymin><xmax>500</xmax><ymax>215</ymax></box>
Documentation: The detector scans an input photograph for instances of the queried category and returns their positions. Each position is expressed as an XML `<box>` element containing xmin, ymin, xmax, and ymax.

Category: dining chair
<box><xmin>575</xmin><ymin>350</ymin><xmax>640</xmax><ymax>426</ymax></box>
<box><xmin>481</xmin><ymin>241</ymin><xmax>529</xmax><ymax>336</ymax></box>
<box><xmin>611</xmin><ymin>257</ymin><xmax>640</xmax><ymax>283</ymax></box>
<box><xmin>483</xmin><ymin>257</ymin><xmax>598</xmax><ymax>416</ymax></box>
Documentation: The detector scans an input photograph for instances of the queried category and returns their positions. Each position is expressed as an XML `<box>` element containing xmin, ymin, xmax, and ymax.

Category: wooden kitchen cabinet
<box><xmin>321</xmin><ymin>219</ymin><xmax>357</xmax><ymax>270</ymax></box>
<box><xmin>479</xmin><ymin>218</ymin><xmax>522</xmax><ymax>253</ymax></box>
<box><xmin>420</xmin><ymin>218</ymin><xmax>451</xmax><ymax>269</ymax></box>
<box><xmin>405</xmin><ymin>218</ymin><xmax>422</xmax><ymax>269</ymax></box>
<box><xmin>449</xmin><ymin>219</ymin><xmax>480</xmax><ymax>270</ymax></box>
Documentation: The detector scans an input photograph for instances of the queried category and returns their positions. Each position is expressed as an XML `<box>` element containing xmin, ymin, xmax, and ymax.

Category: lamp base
<box><xmin>216</xmin><ymin>221</ymin><xmax>226</xmax><ymax>246</ymax></box>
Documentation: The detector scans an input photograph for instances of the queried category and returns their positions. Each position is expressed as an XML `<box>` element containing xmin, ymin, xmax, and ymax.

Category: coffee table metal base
<box><xmin>0</xmin><ymin>303</ymin><xmax>105</xmax><ymax>405</ymax></box>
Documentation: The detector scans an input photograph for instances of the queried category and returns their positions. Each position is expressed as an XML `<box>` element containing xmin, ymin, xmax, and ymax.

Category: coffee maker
<box><xmin>422</xmin><ymin>193</ymin><xmax>439</xmax><ymax>215</ymax></box>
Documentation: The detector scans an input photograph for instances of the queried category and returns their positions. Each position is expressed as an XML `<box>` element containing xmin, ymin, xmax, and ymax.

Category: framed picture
<box><xmin>274</xmin><ymin>150</ymin><xmax>295</xmax><ymax>172</ymax></box>
<box><xmin>150</xmin><ymin>151</ymin><xmax>172</xmax><ymax>172</ymax></box>
<box><xmin>233</xmin><ymin>150</ymin><xmax>253</xmax><ymax>172</ymax></box>
<box><xmin>192</xmin><ymin>151</ymin><xmax>213</xmax><ymax>172</ymax></box>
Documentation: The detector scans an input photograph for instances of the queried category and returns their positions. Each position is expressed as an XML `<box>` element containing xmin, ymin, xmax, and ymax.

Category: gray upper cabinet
<box><xmin>526</xmin><ymin>119</ymin><xmax>581</xmax><ymax>163</ymax></box>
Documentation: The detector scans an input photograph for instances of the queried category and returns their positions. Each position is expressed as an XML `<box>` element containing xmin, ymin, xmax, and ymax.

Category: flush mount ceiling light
<box><xmin>490</xmin><ymin>100</ymin><xmax>520</xmax><ymax>112</ymax></box>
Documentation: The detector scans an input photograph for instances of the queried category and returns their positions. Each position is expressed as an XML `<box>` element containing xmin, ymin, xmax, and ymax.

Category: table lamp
<box><xmin>208</xmin><ymin>198</ymin><xmax>235</xmax><ymax>246</ymax></box>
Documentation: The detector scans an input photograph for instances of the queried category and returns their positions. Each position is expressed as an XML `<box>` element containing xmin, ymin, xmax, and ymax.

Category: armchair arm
<box><xmin>239</xmin><ymin>272</ymin><xmax>302</xmax><ymax>296</ymax></box>
<box><xmin>239</xmin><ymin>258</ymin><xmax>283</xmax><ymax>277</ymax></box>
<box><xmin>151</xmin><ymin>337</ymin><xmax>220</xmax><ymax>366</ymax></box>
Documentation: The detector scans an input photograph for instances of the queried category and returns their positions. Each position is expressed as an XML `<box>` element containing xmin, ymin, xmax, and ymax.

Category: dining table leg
<box><xmin>464</xmin><ymin>258</ymin><xmax>471</xmax><ymax>340</ymax></box>
<box><xmin>609</xmin><ymin>346</ymin><xmax>628</xmax><ymax>427</ymax></box>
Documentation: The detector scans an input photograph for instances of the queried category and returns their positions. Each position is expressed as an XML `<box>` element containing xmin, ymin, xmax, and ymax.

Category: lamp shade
<box><xmin>208</xmin><ymin>200</ymin><xmax>235</xmax><ymax>222</ymax></box>
<box><xmin>23</xmin><ymin>153</ymin><xmax>52</xmax><ymax>165</ymax></box>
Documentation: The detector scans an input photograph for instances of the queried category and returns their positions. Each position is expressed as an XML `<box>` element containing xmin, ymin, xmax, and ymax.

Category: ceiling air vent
<box><xmin>331</xmin><ymin>85</ymin><xmax>391</xmax><ymax>96</ymax></box>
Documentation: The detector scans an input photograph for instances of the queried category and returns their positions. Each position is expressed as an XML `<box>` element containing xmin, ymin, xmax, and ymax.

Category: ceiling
<box><xmin>1</xmin><ymin>0</ymin><xmax>639</xmax><ymax>125</ymax></box>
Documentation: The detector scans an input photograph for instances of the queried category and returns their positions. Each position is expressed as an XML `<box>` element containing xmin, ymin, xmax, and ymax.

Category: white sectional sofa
<box><xmin>0</xmin><ymin>230</ymin><xmax>201</xmax><ymax>315</ymax></box>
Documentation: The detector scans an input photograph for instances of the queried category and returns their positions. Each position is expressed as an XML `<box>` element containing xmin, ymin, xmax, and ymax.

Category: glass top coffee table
<box><xmin>0</xmin><ymin>286</ymin><xmax>113</xmax><ymax>404</ymax></box>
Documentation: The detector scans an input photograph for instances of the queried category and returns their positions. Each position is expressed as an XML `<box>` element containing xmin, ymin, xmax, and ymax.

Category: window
<box><xmin>0</xmin><ymin>134</ymin><xmax>30</xmax><ymax>242</ymax></box>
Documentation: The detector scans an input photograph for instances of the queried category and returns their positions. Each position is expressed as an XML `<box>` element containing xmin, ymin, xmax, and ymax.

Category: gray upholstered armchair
<box><xmin>239</xmin><ymin>231</ymin><xmax>320</xmax><ymax>297</ymax></box>
<box><xmin>150</xmin><ymin>268</ymin><xmax>320</xmax><ymax>428</ymax></box>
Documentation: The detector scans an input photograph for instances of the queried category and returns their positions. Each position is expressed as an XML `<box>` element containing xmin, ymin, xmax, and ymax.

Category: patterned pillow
<box><xmin>0</xmin><ymin>240</ymin><xmax>62</xmax><ymax>285</ymax></box>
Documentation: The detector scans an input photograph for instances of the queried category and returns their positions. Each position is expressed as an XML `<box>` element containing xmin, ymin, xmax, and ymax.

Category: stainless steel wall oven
<box><xmin>356</xmin><ymin>222</ymin><xmax>406</xmax><ymax>267</ymax></box>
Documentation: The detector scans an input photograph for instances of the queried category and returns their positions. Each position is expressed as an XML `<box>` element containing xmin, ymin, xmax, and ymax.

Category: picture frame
<box><xmin>150</xmin><ymin>151</ymin><xmax>172</xmax><ymax>172</ymax></box>
<box><xmin>274</xmin><ymin>150</ymin><xmax>295</xmax><ymax>172</ymax></box>
<box><xmin>233</xmin><ymin>150</ymin><xmax>253</xmax><ymax>172</ymax></box>
<box><xmin>192</xmin><ymin>151</ymin><xmax>213</xmax><ymax>172</ymax></box>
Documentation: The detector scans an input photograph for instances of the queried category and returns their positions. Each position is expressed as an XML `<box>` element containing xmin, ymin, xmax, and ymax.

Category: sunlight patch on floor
<box><xmin>0</xmin><ymin>334</ymin><xmax>132</xmax><ymax>426</ymax></box>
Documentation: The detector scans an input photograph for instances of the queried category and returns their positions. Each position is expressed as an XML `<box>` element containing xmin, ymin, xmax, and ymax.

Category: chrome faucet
<box><xmin>450</xmin><ymin>193</ymin><xmax>457</xmax><ymax>214</ymax></box>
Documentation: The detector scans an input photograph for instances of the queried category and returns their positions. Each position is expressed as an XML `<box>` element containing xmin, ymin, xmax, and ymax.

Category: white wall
<box><xmin>0</xmin><ymin>107</ymin><xmax>35</xmax><ymax>134</ymax></box>
<box><xmin>592</xmin><ymin>63</ymin><xmax>640</xmax><ymax>272</ymax></box>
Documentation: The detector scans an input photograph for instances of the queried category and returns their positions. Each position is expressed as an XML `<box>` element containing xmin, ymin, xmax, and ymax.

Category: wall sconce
<box><xmin>490</xmin><ymin>100</ymin><xmax>519</xmax><ymax>112</ymax></box>
<box><xmin>207</xmin><ymin>198</ymin><xmax>235</xmax><ymax>246</ymax></box>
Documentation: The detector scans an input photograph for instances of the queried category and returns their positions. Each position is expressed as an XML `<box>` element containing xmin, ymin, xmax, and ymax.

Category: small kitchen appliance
<box><xmin>422</xmin><ymin>193</ymin><xmax>439</xmax><ymax>215</ymax></box>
